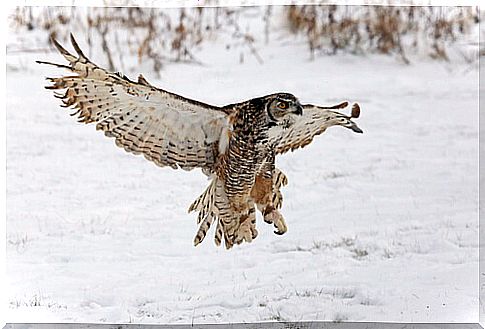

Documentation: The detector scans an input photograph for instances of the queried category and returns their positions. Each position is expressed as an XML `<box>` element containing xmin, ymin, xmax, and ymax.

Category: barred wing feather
<box><xmin>272</xmin><ymin>102</ymin><xmax>362</xmax><ymax>154</ymax></box>
<box><xmin>39</xmin><ymin>35</ymin><xmax>231</xmax><ymax>171</ymax></box>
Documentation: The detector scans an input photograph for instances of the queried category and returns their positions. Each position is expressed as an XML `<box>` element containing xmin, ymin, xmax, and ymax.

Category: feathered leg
<box><xmin>234</xmin><ymin>200</ymin><xmax>258</xmax><ymax>245</ymax></box>
<box><xmin>251</xmin><ymin>168</ymin><xmax>289</xmax><ymax>235</ymax></box>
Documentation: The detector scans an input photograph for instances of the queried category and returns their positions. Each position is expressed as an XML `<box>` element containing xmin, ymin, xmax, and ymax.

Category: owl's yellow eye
<box><xmin>277</xmin><ymin>102</ymin><xmax>288</xmax><ymax>109</ymax></box>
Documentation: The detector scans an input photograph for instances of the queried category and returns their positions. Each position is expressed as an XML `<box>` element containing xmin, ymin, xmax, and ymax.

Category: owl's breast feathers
<box><xmin>217</xmin><ymin>98</ymin><xmax>272</xmax><ymax>202</ymax></box>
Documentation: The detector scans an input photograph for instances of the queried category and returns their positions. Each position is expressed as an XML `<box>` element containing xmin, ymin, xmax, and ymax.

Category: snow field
<box><xmin>6</xmin><ymin>6</ymin><xmax>479</xmax><ymax>324</ymax></box>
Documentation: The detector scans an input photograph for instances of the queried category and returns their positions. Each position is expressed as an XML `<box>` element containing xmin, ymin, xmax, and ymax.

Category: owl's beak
<box><xmin>293</xmin><ymin>104</ymin><xmax>303</xmax><ymax>116</ymax></box>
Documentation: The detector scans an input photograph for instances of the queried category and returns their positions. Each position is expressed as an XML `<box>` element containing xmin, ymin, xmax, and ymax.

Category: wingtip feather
<box><xmin>351</xmin><ymin>103</ymin><xmax>360</xmax><ymax>118</ymax></box>
<box><xmin>50</xmin><ymin>37</ymin><xmax>74</xmax><ymax>59</ymax></box>
<box><xmin>36</xmin><ymin>60</ymin><xmax>72</xmax><ymax>70</ymax></box>
<box><xmin>334</xmin><ymin>101</ymin><xmax>349</xmax><ymax>109</ymax></box>
<box><xmin>70</xmin><ymin>33</ymin><xmax>87</xmax><ymax>60</ymax></box>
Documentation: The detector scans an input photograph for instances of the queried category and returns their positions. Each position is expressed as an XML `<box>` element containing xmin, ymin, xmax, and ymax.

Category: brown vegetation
<box><xmin>10</xmin><ymin>5</ymin><xmax>479</xmax><ymax>72</ymax></box>
<box><xmin>286</xmin><ymin>5</ymin><xmax>478</xmax><ymax>63</ymax></box>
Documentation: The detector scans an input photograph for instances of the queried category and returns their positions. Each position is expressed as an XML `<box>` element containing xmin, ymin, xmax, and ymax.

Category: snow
<box><xmin>5</xmin><ymin>6</ymin><xmax>479</xmax><ymax>324</ymax></box>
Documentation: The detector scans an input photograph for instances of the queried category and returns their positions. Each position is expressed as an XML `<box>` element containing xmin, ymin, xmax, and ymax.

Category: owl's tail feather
<box><xmin>193</xmin><ymin>211</ymin><xmax>217</xmax><ymax>246</ymax></box>
<box><xmin>214</xmin><ymin>220</ymin><xmax>224</xmax><ymax>246</ymax></box>
<box><xmin>190</xmin><ymin>177</ymin><xmax>244</xmax><ymax>249</ymax></box>
<box><xmin>188</xmin><ymin>178</ymin><xmax>217</xmax><ymax>224</ymax></box>
<box><xmin>190</xmin><ymin>178</ymin><xmax>219</xmax><ymax>246</ymax></box>
<box><xmin>190</xmin><ymin>177</ymin><xmax>236</xmax><ymax>248</ymax></box>
<box><xmin>189</xmin><ymin>177</ymin><xmax>261</xmax><ymax>249</ymax></box>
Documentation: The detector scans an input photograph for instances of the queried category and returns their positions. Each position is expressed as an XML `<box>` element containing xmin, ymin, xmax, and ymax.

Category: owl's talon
<box><xmin>264</xmin><ymin>208</ymin><xmax>287</xmax><ymax>235</ymax></box>
<box><xmin>273</xmin><ymin>222</ymin><xmax>287</xmax><ymax>235</ymax></box>
<box><xmin>235</xmin><ymin>214</ymin><xmax>257</xmax><ymax>244</ymax></box>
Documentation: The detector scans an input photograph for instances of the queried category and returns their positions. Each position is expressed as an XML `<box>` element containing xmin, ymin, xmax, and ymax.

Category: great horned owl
<box><xmin>39</xmin><ymin>35</ymin><xmax>363</xmax><ymax>249</ymax></box>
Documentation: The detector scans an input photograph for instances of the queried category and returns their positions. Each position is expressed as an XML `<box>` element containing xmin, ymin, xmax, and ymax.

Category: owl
<box><xmin>38</xmin><ymin>35</ymin><xmax>363</xmax><ymax>249</ymax></box>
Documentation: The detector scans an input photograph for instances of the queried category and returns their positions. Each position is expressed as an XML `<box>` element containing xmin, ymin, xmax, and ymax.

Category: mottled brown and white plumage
<box><xmin>39</xmin><ymin>35</ymin><xmax>363</xmax><ymax>249</ymax></box>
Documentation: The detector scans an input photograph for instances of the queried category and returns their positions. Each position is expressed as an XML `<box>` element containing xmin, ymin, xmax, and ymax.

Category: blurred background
<box><xmin>8</xmin><ymin>5</ymin><xmax>481</xmax><ymax>73</ymax></box>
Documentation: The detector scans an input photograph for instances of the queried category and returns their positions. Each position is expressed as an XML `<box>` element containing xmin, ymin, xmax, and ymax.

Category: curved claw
<box><xmin>264</xmin><ymin>208</ymin><xmax>287</xmax><ymax>235</ymax></box>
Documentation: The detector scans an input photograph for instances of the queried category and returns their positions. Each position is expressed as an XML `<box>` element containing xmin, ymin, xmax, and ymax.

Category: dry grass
<box><xmin>286</xmin><ymin>5</ymin><xmax>478</xmax><ymax>63</ymax></box>
<box><xmin>10</xmin><ymin>7</ymin><xmax>258</xmax><ymax>75</ymax></box>
<box><xmin>9</xmin><ymin>5</ymin><xmax>479</xmax><ymax>71</ymax></box>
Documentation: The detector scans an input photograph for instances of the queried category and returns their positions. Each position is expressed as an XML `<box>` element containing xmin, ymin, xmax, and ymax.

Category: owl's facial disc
<box><xmin>267</xmin><ymin>96</ymin><xmax>303</xmax><ymax>124</ymax></box>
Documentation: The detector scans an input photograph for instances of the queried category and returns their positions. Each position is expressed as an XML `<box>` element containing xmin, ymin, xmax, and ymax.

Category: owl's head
<box><xmin>265</xmin><ymin>93</ymin><xmax>303</xmax><ymax>124</ymax></box>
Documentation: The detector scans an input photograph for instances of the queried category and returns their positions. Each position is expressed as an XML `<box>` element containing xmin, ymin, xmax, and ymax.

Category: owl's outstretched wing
<box><xmin>271</xmin><ymin>101</ymin><xmax>362</xmax><ymax>154</ymax></box>
<box><xmin>38</xmin><ymin>35</ymin><xmax>232</xmax><ymax>171</ymax></box>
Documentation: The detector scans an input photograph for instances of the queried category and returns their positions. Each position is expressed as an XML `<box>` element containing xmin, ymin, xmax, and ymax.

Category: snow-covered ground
<box><xmin>6</xmin><ymin>6</ymin><xmax>479</xmax><ymax>324</ymax></box>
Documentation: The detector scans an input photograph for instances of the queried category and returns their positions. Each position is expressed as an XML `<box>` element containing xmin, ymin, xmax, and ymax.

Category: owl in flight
<box><xmin>39</xmin><ymin>35</ymin><xmax>363</xmax><ymax>249</ymax></box>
